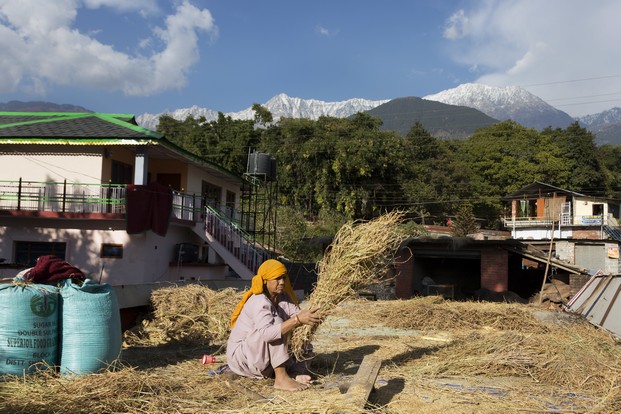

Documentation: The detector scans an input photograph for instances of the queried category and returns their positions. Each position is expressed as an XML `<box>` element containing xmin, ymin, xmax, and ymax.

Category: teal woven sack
<box><xmin>59</xmin><ymin>279</ymin><xmax>122</xmax><ymax>375</ymax></box>
<box><xmin>0</xmin><ymin>281</ymin><xmax>60</xmax><ymax>376</ymax></box>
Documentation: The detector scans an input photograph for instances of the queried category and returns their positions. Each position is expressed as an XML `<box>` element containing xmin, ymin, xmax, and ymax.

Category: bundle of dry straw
<box><xmin>290</xmin><ymin>210</ymin><xmax>407</xmax><ymax>359</ymax></box>
<box><xmin>123</xmin><ymin>283</ymin><xmax>242</xmax><ymax>346</ymax></box>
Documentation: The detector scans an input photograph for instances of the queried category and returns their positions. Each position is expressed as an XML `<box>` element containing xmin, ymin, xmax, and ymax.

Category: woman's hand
<box><xmin>281</xmin><ymin>306</ymin><xmax>322</xmax><ymax>335</ymax></box>
<box><xmin>296</xmin><ymin>307</ymin><xmax>322</xmax><ymax>326</ymax></box>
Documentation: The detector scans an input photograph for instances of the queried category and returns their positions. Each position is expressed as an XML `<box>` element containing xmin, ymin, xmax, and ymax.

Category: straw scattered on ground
<box><xmin>366</xmin><ymin>295</ymin><xmax>552</xmax><ymax>333</ymax></box>
<box><xmin>3</xmin><ymin>277</ymin><xmax>621</xmax><ymax>413</ymax></box>
<box><xmin>290</xmin><ymin>211</ymin><xmax>408</xmax><ymax>359</ymax></box>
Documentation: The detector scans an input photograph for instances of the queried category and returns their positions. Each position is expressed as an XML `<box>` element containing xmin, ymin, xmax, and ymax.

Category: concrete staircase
<box><xmin>192</xmin><ymin>206</ymin><xmax>272</xmax><ymax>280</ymax></box>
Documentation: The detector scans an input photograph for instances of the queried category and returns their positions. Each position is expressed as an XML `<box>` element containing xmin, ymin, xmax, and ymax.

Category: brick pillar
<box><xmin>480</xmin><ymin>248</ymin><xmax>508</xmax><ymax>292</ymax></box>
<box><xmin>395</xmin><ymin>247</ymin><xmax>414</xmax><ymax>299</ymax></box>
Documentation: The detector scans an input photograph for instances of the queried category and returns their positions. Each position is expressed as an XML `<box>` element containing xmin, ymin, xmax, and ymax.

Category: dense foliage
<box><xmin>158</xmin><ymin>108</ymin><xmax>617</xmax><ymax>257</ymax></box>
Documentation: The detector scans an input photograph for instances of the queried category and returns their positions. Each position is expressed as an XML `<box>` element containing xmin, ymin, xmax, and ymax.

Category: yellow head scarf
<box><xmin>230</xmin><ymin>259</ymin><xmax>298</xmax><ymax>328</ymax></box>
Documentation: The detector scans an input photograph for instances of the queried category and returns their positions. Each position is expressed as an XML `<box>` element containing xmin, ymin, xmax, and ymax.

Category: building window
<box><xmin>101</xmin><ymin>243</ymin><xmax>123</xmax><ymax>259</ymax></box>
<box><xmin>111</xmin><ymin>160</ymin><xmax>133</xmax><ymax>184</ymax></box>
<box><xmin>202</xmin><ymin>181</ymin><xmax>222</xmax><ymax>208</ymax></box>
<box><xmin>14</xmin><ymin>241</ymin><xmax>66</xmax><ymax>267</ymax></box>
<box><xmin>226</xmin><ymin>190</ymin><xmax>236</xmax><ymax>218</ymax></box>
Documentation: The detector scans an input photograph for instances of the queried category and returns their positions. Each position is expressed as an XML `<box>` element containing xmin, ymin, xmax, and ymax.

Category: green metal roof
<box><xmin>0</xmin><ymin>112</ymin><xmax>162</xmax><ymax>140</ymax></box>
<box><xmin>0</xmin><ymin>111</ymin><xmax>242</xmax><ymax>183</ymax></box>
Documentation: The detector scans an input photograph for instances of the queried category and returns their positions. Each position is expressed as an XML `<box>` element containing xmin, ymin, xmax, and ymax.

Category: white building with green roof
<box><xmin>0</xmin><ymin>112</ymin><xmax>268</xmax><ymax>317</ymax></box>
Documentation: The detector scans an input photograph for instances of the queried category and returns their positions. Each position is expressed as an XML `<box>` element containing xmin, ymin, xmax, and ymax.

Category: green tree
<box><xmin>157</xmin><ymin>110</ymin><xmax>264</xmax><ymax>177</ymax></box>
<box><xmin>542</xmin><ymin>122</ymin><xmax>607</xmax><ymax>195</ymax></box>
<box><xmin>458</xmin><ymin>120</ymin><xmax>569</xmax><ymax>224</ymax></box>
<box><xmin>260</xmin><ymin>117</ymin><xmax>322</xmax><ymax>213</ymax></box>
<box><xmin>400</xmin><ymin>122</ymin><xmax>471</xmax><ymax>222</ymax></box>
<box><xmin>157</xmin><ymin>114</ymin><xmax>205</xmax><ymax>157</ymax></box>
<box><xmin>597</xmin><ymin>144</ymin><xmax>621</xmax><ymax>198</ymax></box>
<box><xmin>328</xmin><ymin>114</ymin><xmax>403</xmax><ymax>218</ymax></box>
<box><xmin>451</xmin><ymin>204</ymin><xmax>478</xmax><ymax>237</ymax></box>
<box><xmin>252</xmin><ymin>103</ymin><xmax>273</xmax><ymax>127</ymax></box>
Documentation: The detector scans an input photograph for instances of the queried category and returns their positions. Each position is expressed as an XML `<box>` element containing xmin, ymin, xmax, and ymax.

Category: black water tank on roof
<box><xmin>247</xmin><ymin>152</ymin><xmax>276</xmax><ymax>181</ymax></box>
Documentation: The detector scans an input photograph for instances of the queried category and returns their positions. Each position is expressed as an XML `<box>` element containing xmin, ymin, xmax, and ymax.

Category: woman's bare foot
<box><xmin>274</xmin><ymin>375</ymin><xmax>309</xmax><ymax>391</ymax></box>
<box><xmin>295</xmin><ymin>374</ymin><xmax>312</xmax><ymax>385</ymax></box>
<box><xmin>273</xmin><ymin>365</ymin><xmax>309</xmax><ymax>391</ymax></box>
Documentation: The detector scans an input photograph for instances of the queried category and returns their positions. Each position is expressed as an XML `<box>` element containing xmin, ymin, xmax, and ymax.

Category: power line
<box><xmin>521</xmin><ymin>74</ymin><xmax>621</xmax><ymax>87</ymax></box>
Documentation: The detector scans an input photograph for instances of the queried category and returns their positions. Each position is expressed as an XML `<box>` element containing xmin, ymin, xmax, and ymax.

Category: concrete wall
<box><xmin>0</xmin><ymin>220</ymin><xmax>229</xmax><ymax>286</ymax></box>
<box><xmin>574</xmin><ymin>199</ymin><xmax>607</xmax><ymax>222</ymax></box>
<box><xmin>0</xmin><ymin>146</ymin><xmax>104</xmax><ymax>183</ymax></box>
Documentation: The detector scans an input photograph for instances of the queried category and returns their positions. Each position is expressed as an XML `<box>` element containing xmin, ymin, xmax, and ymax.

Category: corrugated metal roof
<box><xmin>566</xmin><ymin>274</ymin><xmax>621</xmax><ymax>339</ymax></box>
<box><xmin>502</xmin><ymin>181</ymin><xmax>586</xmax><ymax>200</ymax></box>
<box><xmin>604</xmin><ymin>225</ymin><xmax>621</xmax><ymax>242</ymax></box>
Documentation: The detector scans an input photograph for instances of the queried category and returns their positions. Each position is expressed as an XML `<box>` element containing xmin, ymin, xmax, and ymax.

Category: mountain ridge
<box><xmin>423</xmin><ymin>83</ymin><xmax>575</xmax><ymax>130</ymax></box>
<box><xmin>366</xmin><ymin>96</ymin><xmax>498</xmax><ymax>138</ymax></box>
<box><xmin>4</xmin><ymin>86</ymin><xmax>621</xmax><ymax>144</ymax></box>
<box><xmin>135</xmin><ymin>93</ymin><xmax>389</xmax><ymax>131</ymax></box>
<box><xmin>0</xmin><ymin>100</ymin><xmax>90</xmax><ymax>113</ymax></box>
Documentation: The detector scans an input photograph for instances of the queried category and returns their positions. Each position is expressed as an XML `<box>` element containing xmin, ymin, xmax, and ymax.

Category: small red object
<box><xmin>202</xmin><ymin>354</ymin><xmax>216</xmax><ymax>364</ymax></box>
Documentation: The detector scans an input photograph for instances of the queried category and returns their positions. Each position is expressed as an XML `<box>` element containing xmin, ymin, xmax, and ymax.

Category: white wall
<box><xmin>574</xmin><ymin>199</ymin><xmax>608</xmax><ymax>224</ymax></box>
<box><xmin>512</xmin><ymin>228</ymin><xmax>572</xmax><ymax>240</ymax></box>
<box><xmin>0</xmin><ymin>148</ymin><xmax>104</xmax><ymax>183</ymax></box>
<box><xmin>0</xmin><ymin>221</ymin><xmax>229</xmax><ymax>286</ymax></box>
<box><xmin>186</xmin><ymin>164</ymin><xmax>240</xmax><ymax>207</ymax></box>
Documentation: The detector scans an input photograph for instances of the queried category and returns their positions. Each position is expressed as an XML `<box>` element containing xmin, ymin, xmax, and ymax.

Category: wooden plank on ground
<box><xmin>344</xmin><ymin>355</ymin><xmax>381</xmax><ymax>409</ymax></box>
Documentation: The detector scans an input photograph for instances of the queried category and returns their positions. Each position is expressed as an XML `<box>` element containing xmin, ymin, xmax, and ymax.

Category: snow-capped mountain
<box><xmin>579</xmin><ymin>107</ymin><xmax>621</xmax><ymax>126</ymax></box>
<box><xmin>136</xmin><ymin>93</ymin><xmax>389</xmax><ymax>131</ymax></box>
<box><xmin>577</xmin><ymin>107</ymin><xmax>621</xmax><ymax>145</ymax></box>
<box><xmin>134</xmin><ymin>86</ymin><xmax>621</xmax><ymax>144</ymax></box>
<box><xmin>423</xmin><ymin>83</ymin><xmax>575</xmax><ymax>130</ymax></box>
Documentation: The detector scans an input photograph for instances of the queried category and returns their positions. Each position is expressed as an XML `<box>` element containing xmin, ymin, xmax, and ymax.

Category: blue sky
<box><xmin>1</xmin><ymin>0</ymin><xmax>621</xmax><ymax>117</ymax></box>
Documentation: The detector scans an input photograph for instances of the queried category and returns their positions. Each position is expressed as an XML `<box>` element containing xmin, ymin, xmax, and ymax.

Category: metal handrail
<box><xmin>502</xmin><ymin>214</ymin><xmax>610</xmax><ymax>227</ymax></box>
<box><xmin>204</xmin><ymin>205</ymin><xmax>272</xmax><ymax>273</ymax></box>
<box><xmin>0</xmin><ymin>179</ymin><xmax>273</xmax><ymax>272</ymax></box>
<box><xmin>0</xmin><ymin>179</ymin><xmax>126</xmax><ymax>214</ymax></box>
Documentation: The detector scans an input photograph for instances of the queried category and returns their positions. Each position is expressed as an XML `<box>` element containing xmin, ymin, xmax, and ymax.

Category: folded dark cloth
<box><xmin>25</xmin><ymin>255</ymin><xmax>86</xmax><ymax>284</ymax></box>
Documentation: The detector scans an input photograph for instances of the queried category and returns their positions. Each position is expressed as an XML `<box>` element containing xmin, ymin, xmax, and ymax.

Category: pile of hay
<box><xmin>335</xmin><ymin>297</ymin><xmax>621</xmax><ymax>405</ymax></box>
<box><xmin>369</xmin><ymin>295</ymin><xmax>550</xmax><ymax>333</ymax></box>
<box><xmin>124</xmin><ymin>284</ymin><xmax>242</xmax><ymax>347</ymax></box>
<box><xmin>3</xmin><ymin>294</ymin><xmax>621</xmax><ymax>413</ymax></box>
<box><xmin>290</xmin><ymin>211</ymin><xmax>407</xmax><ymax>359</ymax></box>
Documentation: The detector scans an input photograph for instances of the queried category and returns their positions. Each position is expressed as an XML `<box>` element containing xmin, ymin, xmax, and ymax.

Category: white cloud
<box><xmin>444</xmin><ymin>0</ymin><xmax>621</xmax><ymax>116</ymax></box>
<box><xmin>82</xmin><ymin>0</ymin><xmax>159</xmax><ymax>16</ymax></box>
<box><xmin>0</xmin><ymin>0</ymin><xmax>216</xmax><ymax>97</ymax></box>
<box><xmin>443</xmin><ymin>9</ymin><xmax>469</xmax><ymax>40</ymax></box>
<box><xmin>316</xmin><ymin>25</ymin><xmax>338</xmax><ymax>37</ymax></box>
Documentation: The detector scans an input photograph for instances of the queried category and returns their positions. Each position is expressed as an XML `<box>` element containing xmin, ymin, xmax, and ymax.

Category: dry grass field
<box><xmin>2</xmin><ymin>287</ymin><xmax>620</xmax><ymax>414</ymax></box>
<box><xmin>2</xmin><ymin>212</ymin><xmax>619</xmax><ymax>413</ymax></box>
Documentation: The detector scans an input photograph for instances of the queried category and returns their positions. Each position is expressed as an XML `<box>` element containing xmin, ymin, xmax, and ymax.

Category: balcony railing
<box><xmin>0</xmin><ymin>179</ymin><xmax>272</xmax><ymax>274</ymax></box>
<box><xmin>0</xmin><ymin>180</ymin><xmax>240</xmax><ymax>223</ymax></box>
<box><xmin>0</xmin><ymin>179</ymin><xmax>126</xmax><ymax>214</ymax></box>
<box><xmin>502</xmin><ymin>214</ymin><xmax>610</xmax><ymax>227</ymax></box>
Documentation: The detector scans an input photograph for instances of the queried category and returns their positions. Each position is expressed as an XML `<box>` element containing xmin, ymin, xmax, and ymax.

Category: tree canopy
<box><xmin>157</xmin><ymin>108</ymin><xmax>618</xmax><ymax>234</ymax></box>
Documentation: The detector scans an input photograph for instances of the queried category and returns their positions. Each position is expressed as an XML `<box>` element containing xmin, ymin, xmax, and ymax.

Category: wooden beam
<box><xmin>344</xmin><ymin>355</ymin><xmax>382</xmax><ymax>409</ymax></box>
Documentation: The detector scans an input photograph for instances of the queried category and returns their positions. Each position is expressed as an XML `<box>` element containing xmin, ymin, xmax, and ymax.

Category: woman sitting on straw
<box><xmin>226</xmin><ymin>259</ymin><xmax>321</xmax><ymax>391</ymax></box>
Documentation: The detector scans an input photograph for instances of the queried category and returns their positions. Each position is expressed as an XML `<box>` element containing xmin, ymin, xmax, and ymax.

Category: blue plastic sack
<box><xmin>0</xmin><ymin>281</ymin><xmax>60</xmax><ymax>376</ymax></box>
<box><xmin>59</xmin><ymin>279</ymin><xmax>122</xmax><ymax>375</ymax></box>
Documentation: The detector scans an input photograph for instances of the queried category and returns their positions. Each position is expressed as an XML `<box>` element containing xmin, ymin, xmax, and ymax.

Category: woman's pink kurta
<box><xmin>226</xmin><ymin>293</ymin><xmax>299</xmax><ymax>378</ymax></box>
